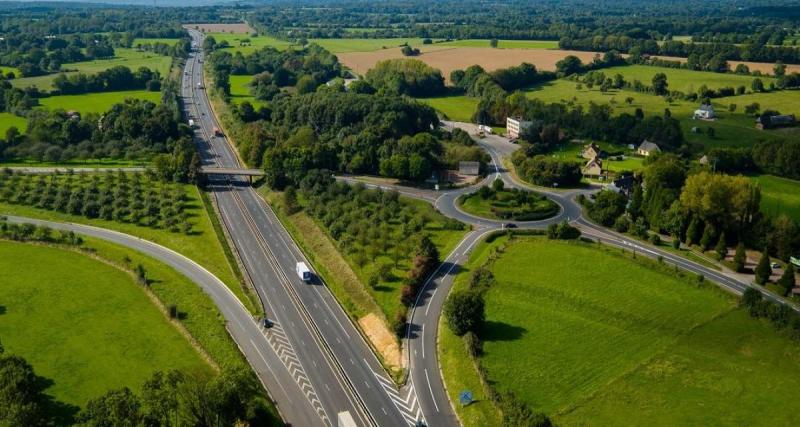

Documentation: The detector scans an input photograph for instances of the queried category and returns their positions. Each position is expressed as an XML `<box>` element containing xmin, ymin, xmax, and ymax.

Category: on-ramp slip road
<box><xmin>184</xmin><ymin>30</ymin><xmax>429</xmax><ymax>427</ymax></box>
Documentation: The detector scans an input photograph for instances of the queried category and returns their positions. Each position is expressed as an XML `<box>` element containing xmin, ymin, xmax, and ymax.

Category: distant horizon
<box><xmin>0</xmin><ymin>0</ymin><xmax>241</xmax><ymax>7</ymax></box>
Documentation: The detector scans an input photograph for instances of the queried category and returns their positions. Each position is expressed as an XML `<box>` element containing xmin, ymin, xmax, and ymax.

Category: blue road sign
<box><xmin>459</xmin><ymin>390</ymin><xmax>473</xmax><ymax>406</ymax></box>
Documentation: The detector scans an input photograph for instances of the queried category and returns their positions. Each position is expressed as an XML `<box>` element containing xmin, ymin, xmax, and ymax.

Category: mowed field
<box><xmin>0</xmin><ymin>112</ymin><xmax>27</xmax><ymax>135</ymax></box>
<box><xmin>185</xmin><ymin>22</ymin><xmax>254</xmax><ymax>33</ymax></box>
<box><xmin>524</xmin><ymin>79</ymin><xmax>792</xmax><ymax>149</ymax></box>
<box><xmin>0</xmin><ymin>240</ymin><xmax>210</xmax><ymax>407</ymax></box>
<box><xmin>647</xmin><ymin>54</ymin><xmax>800</xmax><ymax>76</ymax></box>
<box><xmin>37</xmin><ymin>90</ymin><xmax>162</xmax><ymax>113</ymax></box>
<box><xmin>598</xmin><ymin>64</ymin><xmax>775</xmax><ymax>92</ymax></box>
<box><xmin>207</xmin><ymin>32</ymin><xmax>293</xmax><ymax>55</ymax></box>
<box><xmin>229</xmin><ymin>74</ymin><xmax>266</xmax><ymax>108</ymax></box>
<box><xmin>443</xmin><ymin>236</ymin><xmax>800</xmax><ymax>426</ymax></box>
<box><xmin>338</xmin><ymin>46</ymin><xmax>599</xmax><ymax>80</ymax></box>
<box><xmin>749</xmin><ymin>174</ymin><xmax>800</xmax><ymax>221</ymax></box>
<box><xmin>10</xmin><ymin>48</ymin><xmax>173</xmax><ymax>90</ymax></box>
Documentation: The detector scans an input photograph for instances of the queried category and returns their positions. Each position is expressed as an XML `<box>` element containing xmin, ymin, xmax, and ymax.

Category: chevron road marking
<box><xmin>367</xmin><ymin>363</ymin><xmax>424</xmax><ymax>426</ymax></box>
<box><xmin>264</xmin><ymin>323</ymin><xmax>331</xmax><ymax>426</ymax></box>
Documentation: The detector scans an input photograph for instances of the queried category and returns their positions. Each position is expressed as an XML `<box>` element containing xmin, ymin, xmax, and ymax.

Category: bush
<box><xmin>547</xmin><ymin>221</ymin><xmax>581</xmax><ymax>240</ymax></box>
<box><xmin>391</xmin><ymin>309</ymin><xmax>407</xmax><ymax>338</ymax></box>
<box><xmin>733</xmin><ymin>243</ymin><xmax>747</xmax><ymax>272</ymax></box>
<box><xmin>444</xmin><ymin>290</ymin><xmax>485</xmax><ymax>336</ymax></box>
<box><xmin>754</xmin><ymin>249</ymin><xmax>772</xmax><ymax>285</ymax></box>
<box><xmin>463</xmin><ymin>331</ymin><xmax>483</xmax><ymax>357</ymax></box>
<box><xmin>649</xmin><ymin>233</ymin><xmax>661</xmax><ymax>246</ymax></box>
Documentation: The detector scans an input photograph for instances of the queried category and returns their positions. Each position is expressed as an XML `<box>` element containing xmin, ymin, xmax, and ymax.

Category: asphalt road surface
<box><xmin>184</xmin><ymin>31</ymin><xmax>424</xmax><ymax>427</ymax></box>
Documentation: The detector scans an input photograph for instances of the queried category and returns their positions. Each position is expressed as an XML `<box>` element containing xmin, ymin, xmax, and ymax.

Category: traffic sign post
<box><xmin>459</xmin><ymin>390</ymin><xmax>473</xmax><ymax>406</ymax></box>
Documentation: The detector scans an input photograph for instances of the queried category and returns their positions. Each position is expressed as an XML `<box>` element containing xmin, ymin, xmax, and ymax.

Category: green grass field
<box><xmin>417</xmin><ymin>95</ymin><xmax>478</xmax><ymax>122</ymax></box>
<box><xmin>209</xmin><ymin>32</ymin><xmax>293</xmax><ymax>54</ymax></box>
<box><xmin>310</xmin><ymin>37</ymin><xmax>431</xmax><ymax>53</ymax></box>
<box><xmin>442</xmin><ymin>236</ymin><xmax>800</xmax><ymax>425</ymax></box>
<box><xmin>749</xmin><ymin>174</ymin><xmax>800</xmax><ymax>221</ymax></box>
<box><xmin>716</xmin><ymin>89</ymin><xmax>800</xmax><ymax>116</ymax></box>
<box><xmin>10</xmin><ymin>48</ymin><xmax>173</xmax><ymax>90</ymax></box>
<box><xmin>436</xmin><ymin>39</ymin><xmax>559</xmax><ymax>49</ymax></box>
<box><xmin>598</xmin><ymin>65</ymin><xmax>775</xmax><ymax>93</ymax></box>
<box><xmin>458</xmin><ymin>188</ymin><xmax>558</xmax><ymax>221</ymax></box>
<box><xmin>0</xmin><ymin>240</ymin><xmax>210</xmax><ymax>407</ymax></box>
<box><xmin>0</xmin><ymin>65</ymin><xmax>19</xmax><ymax>76</ymax></box>
<box><xmin>0</xmin><ymin>183</ymin><xmax>257</xmax><ymax>315</ymax></box>
<box><xmin>37</xmin><ymin>90</ymin><xmax>162</xmax><ymax>113</ymax></box>
<box><xmin>0</xmin><ymin>112</ymin><xmax>27</xmax><ymax>135</ymax></box>
<box><xmin>525</xmin><ymin>79</ymin><xmax>790</xmax><ymax>149</ymax></box>
<box><xmin>229</xmin><ymin>74</ymin><xmax>267</xmax><ymax>108</ymax></box>
<box><xmin>132</xmin><ymin>37</ymin><xmax>181</xmax><ymax>46</ymax></box>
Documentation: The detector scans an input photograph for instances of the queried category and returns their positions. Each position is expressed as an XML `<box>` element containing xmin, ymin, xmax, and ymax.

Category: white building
<box><xmin>506</xmin><ymin>116</ymin><xmax>533</xmax><ymax>139</ymax></box>
<box><xmin>693</xmin><ymin>104</ymin><xmax>715</xmax><ymax>120</ymax></box>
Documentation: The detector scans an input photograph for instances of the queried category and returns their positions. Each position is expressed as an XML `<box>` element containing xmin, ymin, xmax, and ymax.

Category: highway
<box><xmin>184</xmin><ymin>30</ymin><xmax>797</xmax><ymax>427</ymax></box>
<box><xmin>183</xmin><ymin>30</ymin><xmax>423</xmax><ymax>427</ymax></box>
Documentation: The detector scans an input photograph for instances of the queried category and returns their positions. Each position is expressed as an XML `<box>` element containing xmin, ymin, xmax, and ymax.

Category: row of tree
<box><xmin>0</xmin><ymin>348</ymin><xmax>276</xmax><ymax>427</ymax></box>
<box><xmin>52</xmin><ymin>65</ymin><xmax>162</xmax><ymax>95</ymax></box>
<box><xmin>0</xmin><ymin>171</ymin><xmax>193</xmax><ymax>233</ymax></box>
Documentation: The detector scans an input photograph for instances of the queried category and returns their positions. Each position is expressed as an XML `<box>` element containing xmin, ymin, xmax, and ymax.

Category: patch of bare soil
<box><xmin>359</xmin><ymin>312</ymin><xmax>402</xmax><ymax>370</ymax></box>
<box><xmin>338</xmin><ymin>46</ymin><xmax>600</xmax><ymax>81</ymax></box>
<box><xmin>184</xmin><ymin>23</ymin><xmax>255</xmax><ymax>34</ymax></box>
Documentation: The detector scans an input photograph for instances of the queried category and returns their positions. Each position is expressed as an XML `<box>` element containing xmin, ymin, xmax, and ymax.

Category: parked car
<box><xmin>771</xmin><ymin>262</ymin><xmax>780</xmax><ymax>269</ymax></box>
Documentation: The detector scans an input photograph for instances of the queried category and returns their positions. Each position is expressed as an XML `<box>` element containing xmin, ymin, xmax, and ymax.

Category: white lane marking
<box><xmin>425</xmin><ymin>369</ymin><xmax>440</xmax><ymax>412</ymax></box>
<box><xmin>421</xmin><ymin>323</ymin><xmax>425</xmax><ymax>359</ymax></box>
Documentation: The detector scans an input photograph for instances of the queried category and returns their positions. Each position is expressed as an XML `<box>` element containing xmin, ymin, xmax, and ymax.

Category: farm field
<box><xmin>229</xmin><ymin>74</ymin><xmax>266</xmax><ymax>108</ymax></box>
<box><xmin>443</xmin><ymin>236</ymin><xmax>800</xmax><ymax>425</ymax></box>
<box><xmin>208</xmin><ymin>32</ymin><xmax>293</xmax><ymax>54</ymax></box>
<box><xmin>715</xmin><ymin>89</ymin><xmax>800</xmax><ymax>116</ymax></box>
<box><xmin>417</xmin><ymin>95</ymin><xmax>478</xmax><ymax>122</ymax></box>
<box><xmin>597</xmin><ymin>64</ymin><xmax>775</xmax><ymax>93</ymax></box>
<box><xmin>10</xmin><ymin>48</ymin><xmax>173</xmax><ymax>90</ymax></box>
<box><xmin>133</xmin><ymin>37</ymin><xmax>182</xmax><ymax>46</ymax></box>
<box><xmin>0</xmin><ymin>240</ymin><xmax>210</xmax><ymax>407</ymax></box>
<box><xmin>647</xmin><ymin>54</ymin><xmax>800</xmax><ymax>75</ymax></box>
<box><xmin>525</xmin><ymin>79</ymin><xmax>790</xmax><ymax>149</ymax></box>
<box><xmin>437</xmin><ymin>39</ymin><xmax>559</xmax><ymax>49</ymax></box>
<box><xmin>310</xmin><ymin>37</ymin><xmax>434</xmax><ymax>53</ymax></box>
<box><xmin>0</xmin><ymin>181</ymin><xmax>256</xmax><ymax>314</ymax></box>
<box><xmin>37</xmin><ymin>90</ymin><xmax>162</xmax><ymax>113</ymax></box>
<box><xmin>0</xmin><ymin>112</ymin><xmax>27</xmax><ymax>135</ymax></box>
<box><xmin>338</xmin><ymin>47</ymin><xmax>599</xmax><ymax>80</ymax></box>
<box><xmin>186</xmin><ymin>22</ymin><xmax>254</xmax><ymax>33</ymax></box>
<box><xmin>749</xmin><ymin>174</ymin><xmax>800</xmax><ymax>221</ymax></box>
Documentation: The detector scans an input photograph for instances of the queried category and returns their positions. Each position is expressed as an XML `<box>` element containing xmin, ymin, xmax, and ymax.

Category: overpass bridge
<box><xmin>200</xmin><ymin>166</ymin><xmax>265</xmax><ymax>182</ymax></box>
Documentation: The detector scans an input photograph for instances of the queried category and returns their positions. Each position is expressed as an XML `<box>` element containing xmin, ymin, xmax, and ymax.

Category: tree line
<box><xmin>0</xmin><ymin>347</ymin><xmax>277</xmax><ymax>427</ymax></box>
<box><xmin>0</xmin><ymin>171</ymin><xmax>194</xmax><ymax>234</ymax></box>
<box><xmin>52</xmin><ymin>65</ymin><xmax>162</xmax><ymax>95</ymax></box>
<box><xmin>584</xmin><ymin>154</ymin><xmax>800</xmax><ymax>278</ymax></box>
<box><xmin>291</xmin><ymin>172</ymin><xmax>461</xmax><ymax>334</ymax></box>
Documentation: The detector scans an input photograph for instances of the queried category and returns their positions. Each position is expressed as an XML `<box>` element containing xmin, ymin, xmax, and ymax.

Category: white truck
<box><xmin>337</xmin><ymin>411</ymin><xmax>357</xmax><ymax>427</ymax></box>
<box><xmin>296</xmin><ymin>262</ymin><xmax>311</xmax><ymax>282</ymax></box>
<box><xmin>188</xmin><ymin>119</ymin><xmax>195</xmax><ymax>128</ymax></box>
<box><xmin>196</xmin><ymin>82</ymin><xmax>203</xmax><ymax>89</ymax></box>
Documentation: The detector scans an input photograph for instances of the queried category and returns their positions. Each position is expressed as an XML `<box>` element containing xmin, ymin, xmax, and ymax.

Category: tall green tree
<box><xmin>778</xmin><ymin>264</ymin><xmax>796</xmax><ymax>296</ymax></box>
<box><xmin>733</xmin><ymin>242</ymin><xmax>747</xmax><ymax>273</ymax></box>
<box><xmin>754</xmin><ymin>248</ymin><xmax>772</xmax><ymax>285</ymax></box>
<box><xmin>715</xmin><ymin>232</ymin><xmax>727</xmax><ymax>260</ymax></box>
<box><xmin>444</xmin><ymin>290</ymin><xmax>485</xmax><ymax>336</ymax></box>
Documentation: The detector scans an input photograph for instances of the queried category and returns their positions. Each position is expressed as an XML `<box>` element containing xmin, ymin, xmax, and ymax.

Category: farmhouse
<box><xmin>756</xmin><ymin>114</ymin><xmax>797</xmax><ymax>130</ymax></box>
<box><xmin>693</xmin><ymin>104</ymin><xmax>715</xmax><ymax>120</ymax></box>
<box><xmin>581</xmin><ymin>142</ymin><xmax>605</xmax><ymax>160</ymax></box>
<box><xmin>582</xmin><ymin>158</ymin><xmax>604</xmax><ymax>177</ymax></box>
<box><xmin>637</xmin><ymin>140</ymin><xmax>661</xmax><ymax>157</ymax></box>
<box><xmin>506</xmin><ymin>116</ymin><xmax>533</xmax><ymax>139</ymax></box>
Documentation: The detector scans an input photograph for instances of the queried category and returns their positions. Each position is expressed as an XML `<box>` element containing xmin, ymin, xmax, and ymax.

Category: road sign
<box><xmin>459</xmin><ymin>390</ymin><xmax>473</xmax><ymax>406</ymax></box>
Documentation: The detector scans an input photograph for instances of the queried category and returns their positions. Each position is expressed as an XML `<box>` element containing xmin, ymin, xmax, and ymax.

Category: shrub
<box><xmin>444</xmin><ymin>290</ymin><xmax>485</xmax><ymax>336</ymax></box>
<box><xmin>463</xmin><ymin>331</ymin><xmax>483</xmax><ymax>357</ymax></box>
<box><xmin>391</xmin><ymin>309</ymin><xmax>407</xmax><ymax>338</ymax></box>
<box><xmin>754</xmin><ymin>249</ymin><xmax>772</xmax><ymax>285</ymax></box>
